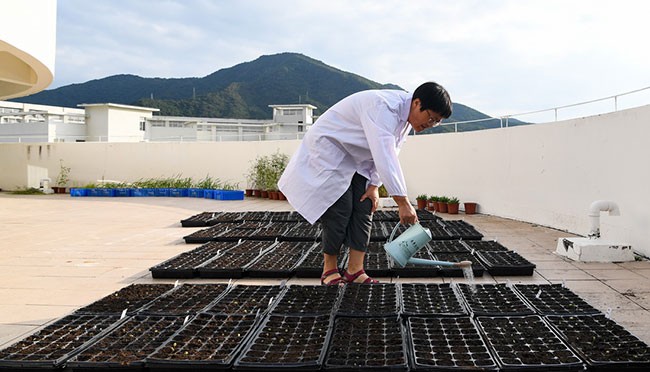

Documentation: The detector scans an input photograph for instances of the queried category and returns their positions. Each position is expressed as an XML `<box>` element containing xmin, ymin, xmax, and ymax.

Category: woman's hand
<box><xmin>360</xmin><ymin>184</ymin><xmax>380</xmax><ymax>212</ymax></box>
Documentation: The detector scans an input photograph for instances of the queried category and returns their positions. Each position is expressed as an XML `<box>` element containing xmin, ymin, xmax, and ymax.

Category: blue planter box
<box><xmin>113</xmin><ymin>188</ymin><xmax>132</xmax><ymax>197</ymax></box>
<box><xmin>154</xmin><ymin>188</ymin><xmax>170</xmax><ymax>197</ymax></box>
<box><xmin>70</xmin><ymin>188</ymin><xmax>88</xmax><ymax>197</ymax></box>
<box><xmin>87</xmin><ymin>188</ymin><xmax>115</xmax><ymax>197</ymax></box>
<box><xmin>132</xmin><ymin>188</ymin><xmax>156</xmax><ymax>197</ymax></box>
<box><xmin>203</xmin><ymin>190</ymin><xmax>215</xmax><ymax>199</ymax></box>
<box><xmin>214</xmin><ymin>190</ymin><xmax>245</xmax><ymax>201</ymax></box>
<box><xmin>188</xmin><ymin>188</ymin><xmax>205</xmax><ymax>198</ymax></box>
<box><xmin>169</xmin><ymin>188</ymin><xmax>189</xmax><ymax>197</ymax></box>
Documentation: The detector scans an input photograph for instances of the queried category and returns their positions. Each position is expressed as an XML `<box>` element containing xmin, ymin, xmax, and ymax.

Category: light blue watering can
<box><xmin>384</xmin><ymin>222</ymin><xmax>472</xmax><ymax>268</ymax></box>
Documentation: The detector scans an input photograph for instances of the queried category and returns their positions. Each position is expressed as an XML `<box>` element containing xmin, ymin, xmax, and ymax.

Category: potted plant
<box><xmin>53</xmin><ymin>159</ymin><xmax>71</xmax><ymax>194</ymax></box>
<box><xmin>416</xmin><ymin>194</ymin><xmax>428</xmax><ymax>210</ymax></box>
<box><xmin>438</xmin><ymin>196</ymin><xmax>450</xmax><ymax>213</ymax></box>
<box><xmin>428</xmin><ymin>195</ymin><xmax>438</xmax><ymax>211</ymax></box>
<box><xmin>464</xmin><ymin>202</ymin><xmax>478</xmax><ymax>214</ymax></box>
<box><xmin>447</xmin><ymin>197</ymin><xmax>460</xmax><ymax>214</ymax></box>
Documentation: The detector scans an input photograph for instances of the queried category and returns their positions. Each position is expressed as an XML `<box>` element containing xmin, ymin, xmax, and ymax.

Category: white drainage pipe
<box><xmin>588</xmin><ymin>200</ymin><xmax>620</xmax><ymax>239</ymax></box>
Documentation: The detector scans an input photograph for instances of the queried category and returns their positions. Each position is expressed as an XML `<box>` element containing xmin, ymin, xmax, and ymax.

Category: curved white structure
<box><xmin>0</xmin><ymin>0</ymin><xmax>57</xmax><ymax>100</ymax></box>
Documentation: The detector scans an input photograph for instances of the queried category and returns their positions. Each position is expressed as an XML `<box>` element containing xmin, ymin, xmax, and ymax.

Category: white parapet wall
<box><xmin>0</xmin><ymin>104</ymin><xmax>649</xmax><ymax>257</ymax></box>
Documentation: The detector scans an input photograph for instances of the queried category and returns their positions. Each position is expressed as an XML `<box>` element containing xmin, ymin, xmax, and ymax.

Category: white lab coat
<box><xmin>278</xmin><ymin>89</ymin><xmax>412</xmax><ymax>224</ymax></box>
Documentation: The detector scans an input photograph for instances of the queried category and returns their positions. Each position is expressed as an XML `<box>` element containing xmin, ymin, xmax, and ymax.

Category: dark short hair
<box><xmin>413</xmin><ymin>82</ymin><xmax>452</xmax><ymax>118</ymax></box>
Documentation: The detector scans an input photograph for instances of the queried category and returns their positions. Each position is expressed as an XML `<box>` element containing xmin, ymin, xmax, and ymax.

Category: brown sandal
<box><xmin>320</xmin><ymin>268</ymin><xmax>343</xmax><ymax>286</ymax></box>
<box><xmin>342</xmin><ymin>269</ymin><xmax>379</xmax><ymax>284</ymax></box>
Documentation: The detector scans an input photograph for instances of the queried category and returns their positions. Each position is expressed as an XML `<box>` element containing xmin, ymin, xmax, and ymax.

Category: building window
<box><xmin>298</xmin><ymin>125</ymin><xmax>304</xmax><ymax>132</ymax></box>
<box><xmin>139</xmin><ymin>118</ymin><xmax>146</xmax><ymax>131</ymax></box>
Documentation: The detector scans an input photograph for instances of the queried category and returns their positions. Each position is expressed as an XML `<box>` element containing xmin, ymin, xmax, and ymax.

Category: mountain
<box><xmin>12</xmin><ymin>52</ymin><xmax>523</xmax><ymax>127</ymax></box>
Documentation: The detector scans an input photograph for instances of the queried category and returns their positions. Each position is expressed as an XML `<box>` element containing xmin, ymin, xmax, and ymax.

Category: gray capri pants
<box><xmin>319</xmin><ymin>172</ymin><xmax>373</xmax><ymax>255</ymax></box>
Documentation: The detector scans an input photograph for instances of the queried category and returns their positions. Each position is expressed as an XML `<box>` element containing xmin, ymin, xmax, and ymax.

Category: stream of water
<box><xmin>462</xmin><ymin>266</ymin><xmax>477</xmax><ymax>294</ymax></box>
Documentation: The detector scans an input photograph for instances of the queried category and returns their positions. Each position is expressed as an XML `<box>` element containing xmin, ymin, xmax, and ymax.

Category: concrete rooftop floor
<box><xmin>2</xmin><ymin>193</ymin><xmax>650</xmax><ymax>350</ymax></box>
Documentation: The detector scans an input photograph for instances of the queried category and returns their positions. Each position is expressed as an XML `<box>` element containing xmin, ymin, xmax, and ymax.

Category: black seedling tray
<box><xmin>205</xmin><ymin>285</ymin><xmax>285</xmax><ymax>316</ymax></box>
<box><xmin>241</xmin><ymin>211</ymin><xmax>269</xmax><ymax>221</ymax></box>
<box><xmin>212</xmin><ymin>227</ymin><xmax>263</xmax><ymax>242</ymax></box>
<box><xmin>0</xmin><ymin>314</ymin><xmax>121</xmax><ymax>370</ymax></box>
<box><xmin>211</xmin><ymin>211</ymin><xmax>248</xmax><ymax>223</ymax></box>
<box><xmin>234</xmin><ymin>314</ymin><xmax>332</xmax><ymax>371</ymax></box>
<box><xmin>64</xmin><ymin>315</ymin><xmax>187</xmax><ymax>371</ymax></box>
<box><xmin>463</xmin><ymin>240</ymin><xmax>510</xmax><ymax>252</ymax></box>
<box><xmin>266</xmin><ymin>211</ymin><xmax>307</xmax><ymax>222</ymax></box>
<box><xmin>197</xmin><ymin>241</ymin><xmax>274</xmax><ymax>278</ymax></box>
<box><xmin>476</xmin><ymin>251</ymin><xmax>536</xmax><ymax>276</ymax></box>
<box><xmin>407</xmin><ymin>316</ymin><xmax>497</xmax><ymax>371</ymax></box>
<box><xmin>350</xmin><ymin>242</ymin><xmax>391</xmax><ymax>277</ymax></box>
<box><xmin>146</xmin><ymin>313</ymin><xmax>261</xmax><ymax>371</ymax></box>
<box><xmin>433</xmin><ymin>253</ymin><xmax>485</xmax><ymax>277</ymax></box>
<box><xmin>324</xmin><ymin>317</ymin><xmax>408</xmax><ymax>371</ymax></box>
<box><xmin>139</xmin><ymin>283</ymin><xmax>229</xmax><ymax>316</ymax></box>
<box><xmin>369</xmin><ymin>221</ymin><xmax>388</xmax><ymax>242</ymax></box>
<box><xmin>440</xmin><ymin>220</ymin><xmax>483</xmax><ymax>240</ymax></box>
<box><xmin>183</xmin><ymin>226</ymin><xmax>228</xmax><ymax>244</ymax></box>
<box><xmin>245</xmin><ymin>241</ymin><xmax>314</xmax><ymax>278</ymax></box>
<box><xmin>421</xmin><ymin>220</ymin><xmax>454</xmax><ymax>240</ymax></box>
<box><xmin>400</xmin><ymin>283</ymin><xmax>467</xmax><ymax>317</ymax></box>
<box><xmin>248</xmin><ymin>224</ymin><xmax>292</xmax><ymax>241</ymax></box>
<box><xmin>547</xmin><ymin>314</ymin><xmax>650</xmax><ymax>370</ymax></box>
<box><xmin>416</xmin><ymin>209</ymin><xmax>441</xmax><ymax>221</ymax></box>
<box><xmin>180</xmin><ymin>212</ymin><xmax>219</xmax><ymax>227</ymax></box>
<box><xmin>458</xmin><ymin>283</ymin><xmax>535</xmax><ymax>317</ymax></box>
<box><xmin>476</xmin><ymin>315</ymin><xmax>584</xmax><ymax>371</ymax></box>
<box><xmin>74</xmin><ymin>284</ymin><xmax>174</xmax><ymax>315</ymax></box>
<box><xmin>427</xmin><ymin>240</ymin><xmax>471</xmax><ymax>253</ymax></box>
<box><xmin>283</xmin><ymin>222</ymin><xmax>322</xmax><ymax>241</ymax></box>
<box><xmin>294</xmin><ymin>244</ymin><xmax>344</xmax><ymax>278</ymax></box>
<box><xmin>271</xmin><ymin>285</ymin><xmax>341</xmax><ymax>316</ymax></box>
<box><xmin>514</xmin><ymin>284</ymin><xmax>601</xmax><ymax>316</ymax></box>
<box><xmin>373</xmin><ymin>210</ymin><xmax>401</xmax><ymax>221</ymax></box>
<box><xmin>335</xmin><ymin>283</ymin><xmax>400</xmax><ymax>317</ymax></box>
<box><xmin>149</xmin><ymin>241</ymin><xmax>238</xmax><ymax>279</ymax></box>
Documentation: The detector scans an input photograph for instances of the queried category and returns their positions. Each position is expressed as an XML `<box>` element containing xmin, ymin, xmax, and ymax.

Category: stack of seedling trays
<box><xmin>244</xmin><ymin>241</ymin><xmax>317</xmax><ymax>278</ymax></box>
<box><xmin>197</xmin><ymin>240</ymin><xmax>275</xmax><ymax>278</ymax></box>
<box><xmin>150</xmin><ymin>241</ymin><xmax>239</xmax><ymax>278</ymax></box>
<box><xmin>466</xmin><ymin>240</ymin><xmax>537</xmax><ymax>276</ymax></box>
<box><xmin>180</xmin><ymin>212</ymin><xmax>220</xmax><ymax>227</ymax></box>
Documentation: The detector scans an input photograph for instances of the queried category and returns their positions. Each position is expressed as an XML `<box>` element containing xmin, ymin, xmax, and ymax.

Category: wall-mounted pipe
<box><xmin>588</xmin><ymin>200</ymin><xmax>620</xmax><ymax>238</ymax></box>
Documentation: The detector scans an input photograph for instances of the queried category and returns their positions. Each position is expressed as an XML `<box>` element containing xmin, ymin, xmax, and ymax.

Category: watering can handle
<box><xmin>388</xmin><ymin>222</ymin><xmax>404</xmax><ymax>243</ymax></box>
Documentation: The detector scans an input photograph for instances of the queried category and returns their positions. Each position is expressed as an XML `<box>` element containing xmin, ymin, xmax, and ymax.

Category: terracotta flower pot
<box><xmin>261</xmin><ymin>190</ymin><xmax>269</xmax><ymax>198</ymax></box>
<box><xmin>278</xmin><ymin>191</ymin><xmax>286</xmax><ymax>200</ymax></box>
<box><xmin>447</xmin><ymin>203</ymin><xmax>459</xmax><ymax>214</ymax></box>
<box><xmin>464</xmin><ymin>202</ymin><xmax>478</xmax><ymax>214</ymax></box>
<box><xmin>416</xmin><ymin>199</ymin><xmax>427</xmax><ymax>210</ymax></box>
<box><xmin>437</xmin><ymin>202</ymin><xmax>448</xmax><ymax>213</ymax></box>
<box><xmin>428</xmin><ymin>201</ymin><xmax>436</xmax><ymax>211</ymax></box>
<box><xmin>245</xmin><ymin>189</ymin><xmax>253</xmax><ymax>197</ymax></box>
<box><xmin>252</xmin><ymin>189</ymin><xmax>261</xmax><ymax>197</ymax></box>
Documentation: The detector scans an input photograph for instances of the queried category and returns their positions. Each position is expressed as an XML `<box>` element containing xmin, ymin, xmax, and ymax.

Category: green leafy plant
<box><xmin>247</xmin><ymin>150</ymin><xmax>289</xmax><ymax>191</ymax></box>
<box><xmin>439</xmin><ymin>196</ymin><xmax>451</xmax><ymax>204</ymax></box>
<box><xmin>378</xmin><ymin>185</ymin><xmax>389</xmax><ymax>198</ymax></box>
<box><xmin>448</xmin><ymin>196</ymin><xmax>460</xmax><ymax>204</ymax></box>
<box><xmin>416</xmin><ymin>194</ymin><xmax>428</xmax><ymax>201</ymax></box>
<box><xmin>428</xmin><ymin>195</ymin><xmax>438</xmax><ymax>202</ymax></box>
<box><xmin>11</xmin><ymin>187</ymin><xmax>44</xmax><ymax>195</ymax></box>
<box><xmin>56</xmin><ymin>159</ymin><xmax>71</xmax><ymax>187</ymax></box>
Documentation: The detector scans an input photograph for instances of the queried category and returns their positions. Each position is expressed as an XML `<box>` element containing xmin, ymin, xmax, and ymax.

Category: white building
<box><xmin>0</xmin><ymin>100</ymin><xmax>317</xmax><ymax>142</ymax></box>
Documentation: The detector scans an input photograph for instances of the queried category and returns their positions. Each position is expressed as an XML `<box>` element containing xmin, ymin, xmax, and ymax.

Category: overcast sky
<box><xmin>53</xmin><ymin>0</ymin><xmax>650</xmax><ymax>118</ymax></box>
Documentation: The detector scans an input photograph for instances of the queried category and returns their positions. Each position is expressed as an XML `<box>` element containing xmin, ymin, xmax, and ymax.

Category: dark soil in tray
<box><xmin>205</xmin><ymin>285</ymin><xmax>284</xmax><ymax>315</ymax></box>
<box><xmin>463</xmin><ymin>240</ymin><xmax>510</xmax><ymax>252</ymax></box>
<box><xmin>408</xmin><ymin>316</ymin><xmax>497</xmax><ymax>370</ymax></box>
<box><xmin>325</xmin><ymin>317</ymin><xmax>408</xmax><ymax>371</ymax></box>
<box><xmin>212</xmin><ymin>227</ymin><xmax>263</xmax><ymax>242</ymax></box>
<box><xmin>515</xmin><ymin>284</ymin><xmax>600</xmax><ymax>316</ymax></box>
<box><xmin>248</xmin><ymin>223</ymin><xmax>292</xmax><ymax>240</ymax></box>
<box><xmin>0</xmin><ymin>314</ymin><xmax>120</xmax><ymax>369</ymax></box>
<box><xmin>75</xmin><ymin>284</ymin><xmax>174</xmax><ymax>315</ymax></box>
<box><xmin>241</xmin><ymin>211</ymin><xmax>270</xmax><ymax>221</ymax></box>
<box><xmin>440</xmin><ymin>220</ymin><xmax>484</xmax><ymax>240</ymax></box>
<box><xmin>65</xmin><ymin>315</ymin><xmax>187</xmax><ymax>370</ymax></box>
<box><xmin>283</xmin><ymin>222</ymin><xmax>322</xmax><ymax>241</ymax></box>
<box><xmin>150</xmin><ymin>241</ymin><xmax>238</xmax><ymax>279</ymax></box>
<box><xmin>476</xmin><ymin>250</ymin><xmax>536</xmax><ymax>276</ymax></box>
<box><xmin>458</xmin><ymin>283</ymin><xmax>534</xmax><ymax>317</ymax></box>
<box><xmin>427</xmin><ymin>240</ymin><xmax>471</xmax><ymax>253</ymax></box>
<box><xmin>433</xmin><ymin>252</ymin><xmax>485</xmax><ymax>277</ymax></box>
<box><xmin>266</xmin><ymin>211</ymin><xmax>307</xmax><ymax>222</ymax></box>
<box><xmin>245</xmin><ymin>241</ymin><xmax>314</xmax><ymax>277</ymax></box>
<box><xmin>271</xmin><ymin>285</ymin><xmax>341</xmax><ymax>316</ymax></box>
<box><xmin>139</xmin><ymin>283</ymin><xmax>229</xmax><ymax>316</ymax></box>
<box><xmin>336</xmin><ymin>283</ymin><xmax>400</xmax><ymax>317</ymax></box>
<box><xmin>147</xmin><ymin>313</ymin><xmax>259</xmax><ymax>369</ymax></box>
<box><xmin>211</xmin><ymin>211</ymin><xmax>248</xmax><ymax>223</ymax></box>
<box><xmin>182</xmin><ymin>225</ymin><xmax>239</xmax><ymax>243</ymax></box>
<box><xmin>401</xmin><ymin>283</ymin><xmax>466</xmax><ymax>316</ymax></box>
<box><xmin>547</xmin><ymin>314</ymin><xmax>650</xmax><ymax>369</ymax></box>
<box><xmin>180</xmin><ymin>212</ymin><xmax>218</xmax><ymax>227</ymax></box>
<box><xmin>197</xmin><ymin>240</ymin><xmax>274</xmax><ymax>278</ymax></box>
<box><xmin>369</xmin><ymin>221</ymin><xmax>388</xmax><ymax>241</ymax></box>
<box><xmin>476</xmin><ymin>315</ymin><xmax>583</xmax><ymax>369</ymax></box>
<box><xmin>235</xmin><ymin>314</ymin><xmax>331</xmax><ymax>370</ymax></box>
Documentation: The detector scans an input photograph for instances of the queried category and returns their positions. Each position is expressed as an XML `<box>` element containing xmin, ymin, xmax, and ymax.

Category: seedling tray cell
<box><xmin>336</xmin><ymin>283</ymin><xmax>400</xmax><ymax>317</ymax></box>
<box><xmin>325</xmin><ymin>317</ymin><xmax>408</xmax><ymax>371</ymax></box>
<box><xmin>65</xmin><ymin>315</ymin><xmax>187</xmax><ymax>371</ymax></box>
<box><xmin>458</xmin><ymin>283</ymin><xmax>535</xmax><ymax>317</ymax></box>
<box><xmin>0</xmin><ymin>314</ymin><xmax>120</xmax><ymax>370</ymax></box>
<box><xmin>197</xmin><ymin>241</ymin><xmax>274</xmax><ymax>278</ymax></box>
<box><xmin>547</xmin><ymin>314</ymin><xmax>650</xmax><ymax>370</ymax></box>
<box><xmin>401</xmin><ymin>283</ymin><xmax>467</xmax><ymax>317</ymax></box>
<box><xmin>245</xmin><ymin>241</ymin><xmax>314</xmax><ymax>278</ymax></box>
<box><xmin>180</xmin><ymin>212</ymin><xmax>218</xmax><ymax>227</ymax></box>
<box><xmin>147</xmin><ymin>313</ymin><xmax>260</xmax><ymax>370</ymax></box>
<box><xmin>476</xmin><ymin>315</ymin><xmax>583</xmax><ymax>370</ymax></box>
<box><xmin>427</xmin><ymin>240</ymin><xmax>470</xmax><ymax>253</ymax></box>
<box><xmin>407</xmin><ymin>316</ymin><xmax>497</xmax><ymax>371</ymax></box>
<box><xmin>514</xmin><ymin>284</ymin><xmax>600</xmax><ymax>316</ymax></box>
<box><xmin>205</xmin><ymin>285</ymin><xmax>285</xmax><ymax>315</ymax></box>
<box><xmin>75</xmin><ymin>284</ymin><xmax>174</xmax><ymax>315</ymax></box>
<box><xmin>433</xmin><ymin>253</ymin><xmax>485</xmax><ymax>277</ymax></box>
<box><xmin>235</xmin><ymin>314</ymin><xmax>332</xmax><ymax>371</ymax></box>
<box><xmin>149</xmin><ymin>241</ymin><xmax>238</xmax><ymax>279</ymax></box>
<box><xmin>440</xmin><ymin>220</ymin><xmax>483</xmax><ymax>240</ymax></box>
<box><xmin>463</xmin><ymin>240</ymin><xmax>510</xmax><ymax>252</ymax></box>
<box><xmin>476</xmin><ymin>251</ymin><xmax>536</xmax><ymax>276</ymax></box>
<box><xmin>139</xmin><ymin>283</ymin><xmax>229</xmax><ymax>316</ymax></box>
<box><xmin>271</xmin><ymin>285</ymin><xmax>341</xmax><ymax>316</ymax></box>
